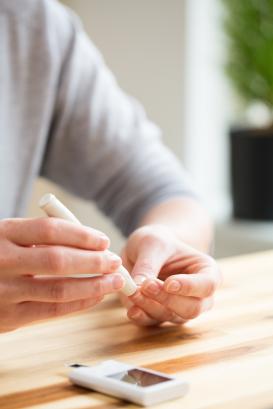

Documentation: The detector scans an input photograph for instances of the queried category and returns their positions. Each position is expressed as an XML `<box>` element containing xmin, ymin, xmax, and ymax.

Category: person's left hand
<box><xmin>121</xmin><ymin>224</ymin><xmax>221</xmax><ymax>326</ymax></box>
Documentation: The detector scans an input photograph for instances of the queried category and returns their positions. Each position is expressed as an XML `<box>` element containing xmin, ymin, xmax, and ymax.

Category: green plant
<box><xmin>222</xmin><ymin>0</ymin><xmax>273</xmax><ymax>108</ymax></box>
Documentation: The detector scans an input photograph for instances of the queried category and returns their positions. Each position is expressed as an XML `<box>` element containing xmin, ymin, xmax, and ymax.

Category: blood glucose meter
<box><xmin>69</xmin><ymin>360</ymin><xmax>189</xmax><ymax>406</ymax></box>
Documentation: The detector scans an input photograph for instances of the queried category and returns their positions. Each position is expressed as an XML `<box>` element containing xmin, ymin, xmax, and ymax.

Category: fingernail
<box><xmin>166</xmin><ymin>280</ymin><xmax>181</xmax><ymax>294</ymax></box>
<box><xmin>112</xmin><ymin>274</ymin><xmax>124</xmax><ymax>290</ymax></box>
<box><xmin>99</xmin><ymin>235</ymin><xmax>110</xmax><ymax>247</ymax></box>
<box><xmin>144</xmin><ymin>281</ymin><xmax>160</xmax><ymax>295</ymax></box>
<box><xmin>108</xmin><ymin>253</ymin><xmax>122</xmax><ymax>269</ymax></box>
<box><xmin>134</xmin><ymin>275</ymin><xmax>146</xmax><ymax>285</ymax></box>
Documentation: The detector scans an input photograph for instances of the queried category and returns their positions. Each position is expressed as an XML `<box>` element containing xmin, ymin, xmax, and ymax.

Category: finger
<box><xmin>127</xmin><ymin>306</ymin><xmax>159</xmax><ymax>327</ymax></box>
<box><xmin>159</xmin><ymin>247</ymin><xmax>218</xmax><ymax>278</ymax></box>
<box><xmin>130</xmin><ymin>239</ymin><xmax>173</xmax><ymax>286</ymax></box>
<box><xmin>164</xmin><ymin>270</ymin><xmax>220</xmax><ymax>298</ymax></box>
<box><xmin>4</xmin><ymin>217</ymin><xmax>110</xmax><ymax>250</ymax></box>
<box><xmin>167</xmin><ymin>297</ymin><xmax>213</xmax><ymax>321</ymax></box>
<box><xmin>119</xmin><ymin>291</ymin><xmax>134</xmax><ymax>310</ymax></box>
<box><xmin>169</xmin><ymin>315</ymin><xmax>188</xmax><ymax>325</ymax></box>
<box><xmin>16</xmin><ymin>297</ymin><xmax>103</xmax><ymax>326</ymax></box>
<box><xmin>130</xmin><ymin>289</ymin><xmax>174</xmax><ymax>322</ymax></box>
<box><xmin>0</xmin><ymin>278</ymin><xmax>21</xmax><ymax>303</ymax></box>
<box><xmin>141</xmin><ymin>279</ymin><xmax>210</xmax><ymax>320</ymax></box>
<box><xmin>12</xmin><ymin>246</ymin><xmax>122</xmax><ymax>276</ymax></box>
<box><xmin>14</xmin><ymin>274</ymin><xmax>124</xmax><ymax>302</ymax></box>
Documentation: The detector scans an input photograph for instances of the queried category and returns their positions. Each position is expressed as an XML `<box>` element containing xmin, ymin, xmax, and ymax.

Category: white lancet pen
<box><xmin>39</xmin><ymin>193</ymin><xmax>137</xmax><ymax>296</ymax></box>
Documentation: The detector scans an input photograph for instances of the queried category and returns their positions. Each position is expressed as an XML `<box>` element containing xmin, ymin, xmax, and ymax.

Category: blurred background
<box><xmin>28</xmin><ymin>0</ymin><xmax>273</xmax><ymax>258</ymax></box>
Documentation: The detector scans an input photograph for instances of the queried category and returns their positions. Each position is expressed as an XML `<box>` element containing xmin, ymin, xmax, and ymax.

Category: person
<box><xmin>0</xmin><ymin>0</ymin><xmax>220</xmax><ymax>333</ymax></box>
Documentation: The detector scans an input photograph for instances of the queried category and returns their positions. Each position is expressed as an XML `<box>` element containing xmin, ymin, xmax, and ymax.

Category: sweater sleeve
<box><xmin>41</xmin><ymin>4</ymin><xmax>198</xmax><ymax>236</ymax></box>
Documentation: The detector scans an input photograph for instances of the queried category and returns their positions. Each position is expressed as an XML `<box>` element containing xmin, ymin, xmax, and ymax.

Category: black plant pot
<box><xmin>230</xmin><ymin>126</ymin><xmax>273</xmax><ymax>220</ymax></box>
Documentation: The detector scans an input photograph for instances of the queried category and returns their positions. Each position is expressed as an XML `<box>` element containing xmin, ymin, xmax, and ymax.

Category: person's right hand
<box><xmin>0</xmin><ymin>217</ymin><xmax>124</xmax><ymax>333</ymax></box>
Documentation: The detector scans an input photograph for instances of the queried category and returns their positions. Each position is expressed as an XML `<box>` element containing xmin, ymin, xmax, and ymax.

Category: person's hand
<box><xmin>121</xmin><ymin>224</ymin><xmax>221</xmax><ymax>326</ymax></box>
<box><xmin>0</xmin><ymin>217</ymin><xmax>124</xmax><ymax>332</ymax></box>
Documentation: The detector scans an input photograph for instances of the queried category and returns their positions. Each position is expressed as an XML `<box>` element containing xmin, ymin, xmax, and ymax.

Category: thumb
<box><xmin>131</xmin><ymin>239</ymin><xmax>172</xmax><ymax>286</ymax></box>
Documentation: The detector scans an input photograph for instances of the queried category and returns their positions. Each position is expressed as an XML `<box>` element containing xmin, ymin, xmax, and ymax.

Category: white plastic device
<box><xmin>39</xmin><ymin>193</ymin><xmax>137</xmax><ymax>296</ymax></box>
<box><xmin>69</xmin><ymin>360</ymin><xmax>189</xmax><ymax>407</ymax></box>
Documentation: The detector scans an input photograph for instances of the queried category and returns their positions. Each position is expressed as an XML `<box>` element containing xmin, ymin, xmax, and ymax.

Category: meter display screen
<box><xmin>108</xmin><ymin>368</ymin><xmax>171</xmax><ymax>387</ymax></box>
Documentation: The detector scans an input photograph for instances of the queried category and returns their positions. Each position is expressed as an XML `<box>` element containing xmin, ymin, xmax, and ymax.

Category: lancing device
<box><xmin>39</xmin><ymin>193</ymin><xmax>137</xmax><ymax>296</ymax></box>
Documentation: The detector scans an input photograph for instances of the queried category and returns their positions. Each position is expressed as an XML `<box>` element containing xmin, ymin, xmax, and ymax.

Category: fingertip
<box><xmin>112</xmin><ymin>273</ymin><xmax>125</xmax><ymax>290</ymax></box>
<box><xmin>127</xmin><ymin>307</ymin><xmax>157</xmax><ymax>327</ymax></box>
<box><xmin>99</xmin><ymin>236</ymin><xmax>111</xmax><ymax>250</ymax></box>
<box><xmin>85</xmin><ymin>227</ymin><xmax>110</xmax><ymax>250</ymax></box>
<box><xmin>164</xmin><ymin>279</ymin><xmax>181</xmax><ymax>294</ymax></box>
<box><xmin>128</xmin><ymin>306</ymin><xmax>142</xmax><ymax>320</ymax></box>
<box><xmin>128</xmin><ymin>287</ymin><xmax>141</xmax><ymax>301</ymax></box>
<box><xmin>141</xmin><ymin>279</ymin><xmax>161</xmax><ymax>296</ymax></box>
<box><xmin>108</xmin><ymin>253</ymin><xmax>122</xmax><ymax>271</ymax></box>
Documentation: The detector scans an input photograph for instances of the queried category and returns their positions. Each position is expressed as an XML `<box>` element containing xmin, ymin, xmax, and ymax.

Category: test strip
<box><xmin>39</xmin><ymin>193</ymin><xmax>137</xmax><ymax>296</ymax></box>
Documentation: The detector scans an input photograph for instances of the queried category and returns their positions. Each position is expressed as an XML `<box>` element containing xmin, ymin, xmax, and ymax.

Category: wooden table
<box><xmin>1</xmin><ymin>251</ymin><xmax>273</xmax><ymax>409</ymax></box>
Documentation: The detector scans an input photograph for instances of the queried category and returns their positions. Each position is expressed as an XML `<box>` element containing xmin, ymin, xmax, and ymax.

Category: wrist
<box><xmin>137</xmin><ymin>197</ymin><xmax>213</xmax><ymax>253</ymax></box>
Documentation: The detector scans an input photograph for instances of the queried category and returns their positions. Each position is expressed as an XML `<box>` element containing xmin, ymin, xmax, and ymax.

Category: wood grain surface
<box><xmin>0</xmin><ymin>250</ymin><xmax>273</xmax><ymax>409</ymax></box>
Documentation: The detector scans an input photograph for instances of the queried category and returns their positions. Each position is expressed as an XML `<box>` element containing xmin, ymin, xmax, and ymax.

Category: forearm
<box><xmin>137</xmin><ymin>197</ymin><xmax>213</xmax><ymax>253</ymax></box>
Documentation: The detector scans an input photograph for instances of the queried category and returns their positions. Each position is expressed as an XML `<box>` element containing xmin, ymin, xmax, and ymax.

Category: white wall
<box><xmin>183</xmin><ymin>0</ymin><xmax>232</xmax><ymax>220</ymax></box>
<box><xmin>63</xmin><ymin>0</ymin><xmax>186</xmax><ymax>155</ymax></box>
<box><xmin>28</xmin><ymin>0</ymin><xmax>187</xmax><ymax>252</ymax></box>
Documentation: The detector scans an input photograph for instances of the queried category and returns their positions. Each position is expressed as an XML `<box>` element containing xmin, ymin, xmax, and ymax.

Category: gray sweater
<box><xmin>0</xmin><ymin>0</ymin><xmax>196</xmax><ymax>236</ymax></box>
